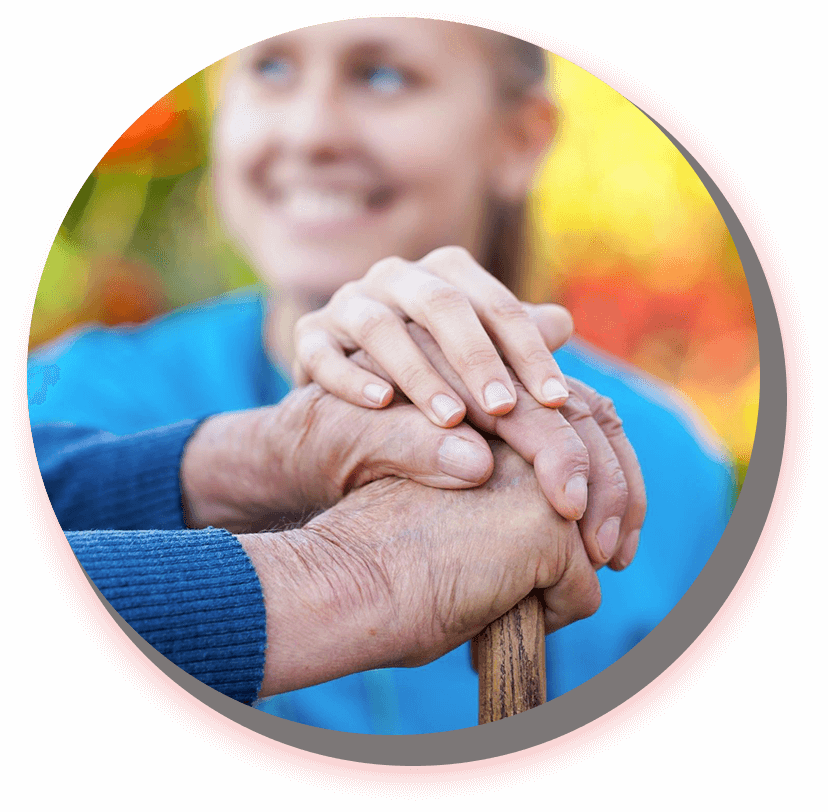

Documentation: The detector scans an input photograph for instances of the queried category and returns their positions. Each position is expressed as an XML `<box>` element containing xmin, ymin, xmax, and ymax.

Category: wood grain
<box><xmin>476</xmin><ymin>594</ymin><xmax>546</xmax><ymax>724</ymax></box>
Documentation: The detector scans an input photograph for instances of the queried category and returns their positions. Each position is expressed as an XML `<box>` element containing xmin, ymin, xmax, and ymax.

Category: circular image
<box><xmin>27</xmin><ymin>17</ymin><xmax>781</xmax><ymax>764</ymax></box>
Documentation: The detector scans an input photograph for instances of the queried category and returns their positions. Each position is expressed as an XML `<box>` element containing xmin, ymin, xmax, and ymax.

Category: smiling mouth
<box><xmin>279</xmin><ymin>186</ymin><xmax>395</xmax><ymax>225</ymax></box>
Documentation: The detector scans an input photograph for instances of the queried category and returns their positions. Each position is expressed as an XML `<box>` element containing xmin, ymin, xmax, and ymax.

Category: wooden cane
<box><xmin>475</xmin><ymin>594</ymin><xmax>546</xmax><ymax>724</ymax></box>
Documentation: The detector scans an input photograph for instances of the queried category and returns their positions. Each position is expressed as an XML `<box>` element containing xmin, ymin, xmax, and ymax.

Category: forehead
<box><xmin>244</xmin><ymin>17</ymin><xmax>491</xmax><ymax>65</ymax></box>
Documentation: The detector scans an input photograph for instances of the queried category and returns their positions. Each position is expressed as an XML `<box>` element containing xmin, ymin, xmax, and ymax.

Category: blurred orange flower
<box><xmin>83</xmin><ymin>256</ymin><xmax>168</xmax><ymax>326</ymax></box>
<box><xmin>96</xmin><ymin>89</ymin><xmax>204</xmax><ymax>177</ymax></box>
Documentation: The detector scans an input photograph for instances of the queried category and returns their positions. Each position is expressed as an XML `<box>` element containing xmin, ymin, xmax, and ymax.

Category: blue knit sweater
<box><xmin>32</xmin><ymin>422</ymin><xmax>267</xmax><ymax>704</ymax></box>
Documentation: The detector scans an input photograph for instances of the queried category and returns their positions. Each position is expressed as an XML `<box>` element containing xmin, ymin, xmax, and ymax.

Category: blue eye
<box><xmin>364</xmin><ymin>65</ymin><xmax>406</xmax><ymax>94</ymax></box>
<box><xmin>256</xmin><ymin>57</ymin><xmax>293</xmax><ymax>84</ymax></box>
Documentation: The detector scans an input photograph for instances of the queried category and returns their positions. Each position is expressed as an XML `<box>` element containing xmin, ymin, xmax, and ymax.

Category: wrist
<box><xmin>180</xmin><ymin>387</ymin><xmax>360</xmax><ymax>533</ymax></box>
<box><xmin>180</xmin><ymin>408</ymin><xmax>297</xmax><ymax>532</ymax></box>
<box><xmin>238</xmin><ymin>517</ymin><xmax>401</xmax><ymax>697</ymax></box>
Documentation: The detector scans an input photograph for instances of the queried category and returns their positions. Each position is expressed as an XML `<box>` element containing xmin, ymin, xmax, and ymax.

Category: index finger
<box><xmin>419</xmin><ymin>246</ymin><xmax>570</xmax><ymax>407</ymax></box>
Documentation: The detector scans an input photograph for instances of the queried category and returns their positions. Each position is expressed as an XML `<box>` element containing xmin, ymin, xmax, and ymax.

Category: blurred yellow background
<box><xmin>30</xmin><ymin>51</ymin><xmax>758</xmax><ymax>486</ymax></box>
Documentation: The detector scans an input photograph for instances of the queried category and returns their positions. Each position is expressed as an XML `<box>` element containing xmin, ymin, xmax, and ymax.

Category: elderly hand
<box><xmin>180</xmin><ymin>385</ymin><xmax>495</xmax><ymax>533</ymax></box>
<box><xmin>350</xmin><ymin>323</ymin><xmax>646</xmax><ymax>571</ymax></box>
<box><xmin>292</xmin><ymin>246</ymin><xmax>573</xmax><ymax>424</ymax></box>
<box><xmin>240</xmin><ymin>440</ymin><xmax>600</xmax><ymax>697</ymax></box>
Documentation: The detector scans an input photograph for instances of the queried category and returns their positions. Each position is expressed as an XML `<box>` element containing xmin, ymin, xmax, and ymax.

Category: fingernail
<box><xmin>438</xmin><ymin>437</ymin><xmax>490</xmax><ymax>481</ymax></box>
<box><xmin>431</xmin><ymin>394</ymin><xmax>463</xmax><ymax>423</ymax></box>
<box><xmin>483</xmin><ymin>381</ymin><xmax>514</xmax><ymax>412</ymax></box>
<box><xmin>364</xmin><ymin>383</ymin><xmax>391</xmax><ymax>405</ymax></box>
<box><xmin>597</xmin><ymin>517</ymin><xmax>622</xmax><ymax>558</ymax></box>
<box><xmin>541</xmin><ymin>379</ymin><xmax>568</xmax><ymax>405</ymax></box>
<box><xmin>564</xmin><ymin>475</ymin><xmax>588</xmax><ymax>516</ymax></box>
<box><xmin>617</xmin><ymin>529</ymin><xmax>640</xmax><ymax>569</ymax></box>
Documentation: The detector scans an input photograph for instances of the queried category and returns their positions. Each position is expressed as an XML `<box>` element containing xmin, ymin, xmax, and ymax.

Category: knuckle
<box><xmin>533</xmin><ymin>426</ymin><xmax>590</xmax><ymax>478</ymax></box>
<box><xmin>459</xmin><ymin>343</ymin><xmax>500</xmax><ymax>372</ymax></box>
<box><xmin>395</xmin><ymin>363</ymin><xmax>436</xmax><ymax>396</ymax></box>
<box><xmin>296</xmin><ymin>331</ymin><xmax>330</xmax><ymax>367</ymax></box>
<box><xmin>294</xmin><ymin>312</ymin><xmax>316</xmax><ymax>334</ymax></box>
<box><xmin>561</xmin><ymin>393</ymin><xmax>593</xmax><ymax>423</ymax></box>
<box><xmin>593</xmin><ymin>393</ymin><xmax>624</xmax><ymax>432</ymax></box>
<box><xmin>568</xmin><ymin>378</ymin><xmax>598</xmax><ymax>401</ymax></box>
<box><xmin>424</xmin><ymin>245</ymin><xmax>473</xmax><ymax>267</ymax></box>
<box><xmin>518</xmin><ymin>344</ymin><xmax>556</xmax><ymax>368</ymax></box>
<box><xmin>607</xmin><ymin>466</ymin><xmax>630</xmax><ymax>510</ymax></box>
<box><xmin>355</xmin><ymin>309</ymin><xmax>396</xmax><ymax>344</ymax></box>
<box><xmin>332</xmin><ymin>280</ymin><xmax>361</xmax><ymax>303</ymax></box>
<box><xmin>421</xmin><ymin>282</ymin><xmax>468</xmax><ymax>314</ymax></box>
<box><xmin>301</xmin><ymin>346</ymin><xmax>325</xmax><ymax>371</ymax></box>
<box><xmin>367</xmin><ymin>255</ymin><xmax>404</xmax><ymax>281</ymax></box>
<box><xmin>487</xmin><ymin>293</ymin><xmax>527</xmax><ymax>322</ymax></box>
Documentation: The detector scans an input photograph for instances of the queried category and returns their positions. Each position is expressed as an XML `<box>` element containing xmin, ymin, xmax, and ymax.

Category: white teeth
<box><xmin>285</xmin><ymin>190</ymin><xmax>366</xmax><ymax>222</ymax></box>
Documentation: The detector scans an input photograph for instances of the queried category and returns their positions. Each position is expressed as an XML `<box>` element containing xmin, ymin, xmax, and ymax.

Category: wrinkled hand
<box><xmin>180</xmin><ymin>385</ymin><xmax>494</xmax><ymax>533</ymax></box>
<box><xmin>242</xmin><ymin>440</ymin><xmax>600</xmax><ymax>696</ymax></box>
<box><xmin>349</xmin><ymin>324</ymin><xmax>646</xmax><ymax>570</ymax></box>
<box><xmin>293</xmin><ymin>246</ymin><xmax>573</xmax><ymax>424</ymax></box>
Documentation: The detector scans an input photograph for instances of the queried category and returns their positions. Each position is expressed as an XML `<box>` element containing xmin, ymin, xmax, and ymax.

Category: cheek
<box><xmin>211</xmin><ymin>94</ymin><xmax>272</xmax><ymax>238</ymax></box>
<box><xmin>368</xmin><ymin>103</ymin><xmax>498</xmax><ymax>191</ymax></box>
<box><xmin>212</xmin><ymin>84</ymin><xmax>272</xmax><ymax>192</ymax></box>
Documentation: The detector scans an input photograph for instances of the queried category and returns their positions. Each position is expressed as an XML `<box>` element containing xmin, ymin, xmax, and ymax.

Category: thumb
<box><xmin>523</xmin><ymin>302</ymin><xmax>574</xmax><ymax>352</ymax></box>
<box><xmin>359</xmin><ymin>403</ymin><xmax>494</xmax><ymax>489</ymax></box>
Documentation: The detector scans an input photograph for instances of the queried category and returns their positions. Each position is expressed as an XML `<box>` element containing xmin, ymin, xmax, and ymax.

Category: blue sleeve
<box><xmin>68</xmin><ymin>527</ymin><xmax>266</xmax><ymax>705</ymax></box>
<box><xmin>26</xmin><ymin>292</ymin><xmax>286</xmax><ymax>436</ymax></box>
<box><xmin>32</xmin><ymin>421</ymin><xmax>203</xmax><ymax>531</ymax></box>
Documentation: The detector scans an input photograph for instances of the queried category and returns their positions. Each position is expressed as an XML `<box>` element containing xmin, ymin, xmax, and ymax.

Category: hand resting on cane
<box><xmin>240</xmin><ymin>439</ymin><xmax>600</xmax><ymax>698</ymax></box>
<box><xmin>347</xmin><ymin>323</ymin><xmax>647</xmax><ymax>570</ymax></box>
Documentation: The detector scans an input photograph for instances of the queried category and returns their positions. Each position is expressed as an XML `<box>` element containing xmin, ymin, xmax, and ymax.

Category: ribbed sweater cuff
<box><xmin>38</xmin><ymin>420</ymin><xmax>202</xmax><ymax>531</ymax></box>
<box><xmin>69</xmin><ymin>527</ymin><xmax>266</xmax><ymax>704</ymax></box>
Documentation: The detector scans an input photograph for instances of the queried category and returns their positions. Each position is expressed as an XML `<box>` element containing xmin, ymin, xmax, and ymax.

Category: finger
<box><xmin>523</xmin><ymin>302</ymin><xmax>574</xmax><ymax>351</ymax></box>
<box><xmin>610</xmin><ymin>529</ymin><xmax>640</xmax><ymax>572</ymax></box>
<box><xmin>294</xmin><ymin>327</ymin><xmax>394</xmax><ymax>409</ymax></box>
<box><xmin>566</xmin><ymin>378</ymin><xmax>646</xmax><ymax>571</ymax></box>
<box><xmin>329</xmin><ymin>293</ymin><xmax>468</xmax><ymax>427</ymax></box>
<box><xmin>541</xmin><ymin>528</ymin><xmax>602</xmax><ymax>634</ymax></box>
<box><xmin>418</xmin><ymin>247</ymin><xmax>569</xmax><ymax>407</ymax></box>
<box><xmin>558</xmin><ymin>391</ymin><xmax>629</xmax><ymax>566</ymax></box>
<box><xmin>360</xmin><ymin>403</ymin><xmax>494</xmax><ymax>489</ymax></box>
<box><xmin>364</xmin><ymin>256</ymin><xmax>518</xmax><ymax>415</ymax></box>
<box><xmin>291</xmin><ymin>357</ymin><xmax>311</xmax><ymax>387</ymax></box>
<box><xmin>405</xmin><ymin>323</ymin><xmax>591</xmax><ymax>521</ymax></box>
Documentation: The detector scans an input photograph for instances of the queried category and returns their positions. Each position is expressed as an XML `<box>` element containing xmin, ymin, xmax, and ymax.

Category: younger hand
<box><xmin>293</xmin><ymin>246</ymin><xmax>573</xmax><ymax>426</ymax></box>
<box><xmin>349</xmin><ymin>324</ymin><xmax>646</xmax><ymax>571</ymax></box>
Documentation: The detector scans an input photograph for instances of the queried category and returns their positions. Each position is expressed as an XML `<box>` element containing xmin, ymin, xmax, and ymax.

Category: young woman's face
<box><xmin>212</xmin><ymin>18</ymin><xmax>521</xmax><ymax>302</ymax></box>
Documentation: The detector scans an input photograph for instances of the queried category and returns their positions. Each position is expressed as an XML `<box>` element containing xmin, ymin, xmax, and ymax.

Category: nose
<box><xmin>278</xmin><ymin>65</ymin><xmax>355</xmax><ymax>163</ymax></box>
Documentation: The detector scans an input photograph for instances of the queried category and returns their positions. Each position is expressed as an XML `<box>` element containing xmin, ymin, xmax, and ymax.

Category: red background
<box><xmin>2</xmin><ymin>0</ymin><xmax>828</xmax><ymax>809</ymax></box>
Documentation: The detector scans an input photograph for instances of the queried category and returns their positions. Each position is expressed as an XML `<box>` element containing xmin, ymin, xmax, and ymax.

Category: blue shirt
<box><xmin>28</xmin><ymin>288</ymin><xmax>736</xmax><ymax>734</ymax></box>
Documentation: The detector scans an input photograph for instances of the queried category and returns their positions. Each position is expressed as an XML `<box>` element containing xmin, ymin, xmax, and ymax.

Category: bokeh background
<box><xmin>29</xmin><ymin>51</ymin><xmax>759</xmax><ymax>488</ymax></box>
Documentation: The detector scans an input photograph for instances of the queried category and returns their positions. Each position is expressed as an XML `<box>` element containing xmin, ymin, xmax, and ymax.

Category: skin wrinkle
<box><xmin>308</xmin><ymin>483</ymin><xmax>398</xmax><ymax>604</ymax></box>
<box><xmin>286</xmin><ymin>520</ymin><xmax>391</xmax><ymax>626</ymax></box>
<box><xmin>429</xmin><ymin>453</ymin><xmax>548</xmax><ymax>643</ymax></box>
<box><xmin>288</xmin><ymin>385</ymin><xmax>361</xmax><ymax>507</ymax></box>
